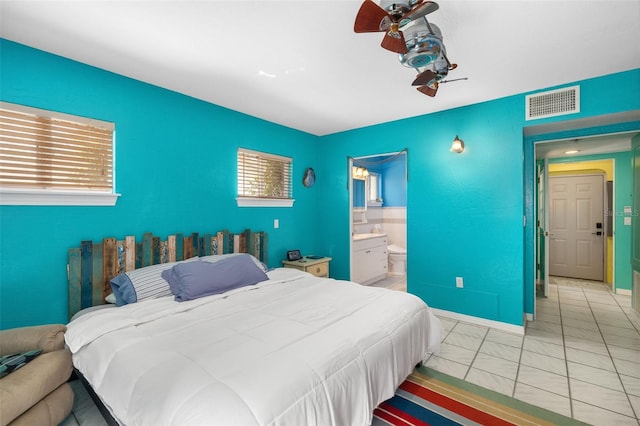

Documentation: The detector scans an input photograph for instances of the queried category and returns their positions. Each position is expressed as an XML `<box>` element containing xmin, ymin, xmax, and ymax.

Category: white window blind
<box><xmin>0</xmin><ymin>102</ymin><xmax>115</xmax><ymax>195</ymax></box>
<box><xmin>237</xmin><ymin>148</ymin><xmax>293</xmax><ymax>207</ymax></box>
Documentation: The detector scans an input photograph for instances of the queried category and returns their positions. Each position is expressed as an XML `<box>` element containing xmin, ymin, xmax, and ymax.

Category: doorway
<box><xmin>349</xmin><ymin>151</ymin><xmax>407</xmax><ymax>291</ymax></box>
<box><xmin>532</xmin><ymin>134</ymin><xmax>626</xmax><ymax>320</ymax></box>
<box><xmin>528</xmin><ymin>126</ymin><xmax>640</xmax><ymax>323</ymax></box>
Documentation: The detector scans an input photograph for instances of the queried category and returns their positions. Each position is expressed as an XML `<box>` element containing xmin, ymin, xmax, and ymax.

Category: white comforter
<box><xmin>66</xmin><ymin>268</ymin><xmax>442</xmax><ymax>426</ymax></box>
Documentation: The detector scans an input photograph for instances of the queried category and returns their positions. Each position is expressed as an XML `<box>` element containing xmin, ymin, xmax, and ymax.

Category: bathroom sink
<box><xmin>353</xmin><ymin>233</ymin><xmax>387</xmax><ymax>241</ymax></box>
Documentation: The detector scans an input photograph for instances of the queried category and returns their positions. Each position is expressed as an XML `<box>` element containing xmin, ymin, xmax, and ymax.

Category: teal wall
<box><xmin>318</xmin><ymin>70</ymin><xmax>640</xmax><ymax>326</ymax></box>
<box><xmin>549</xmin><ymin>152</ymin><xmax>634</xmax><ymax>292</ymax></box>
<box><xmin>1</xmin><ymin>38</ymin><xmax>639</xmax><ymax>329</ymax></box>
<box><xmin>0</xmin><ymin>40</ymin><xmax>321</xmax><ymax>329</ymax></box>
<box><xmin>318</xmin><ymin>99</ymin><xmax>527</xmax><ymax>325</ymax></box>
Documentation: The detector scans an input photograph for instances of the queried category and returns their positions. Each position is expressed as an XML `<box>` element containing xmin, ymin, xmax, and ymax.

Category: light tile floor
<box><xmin>423</xmin><ymin>277</ymin><xmax>640</xmax><ymax>426</ymax></box>
<box><xmin>61</xmin><ymin>379</ymin><xmax>107</xmax><ymax>425</ymax></box>
<box><xmin>63</xmin><ymin>275</ymin><xmax>640</xmax><ymax>425</ymax></box>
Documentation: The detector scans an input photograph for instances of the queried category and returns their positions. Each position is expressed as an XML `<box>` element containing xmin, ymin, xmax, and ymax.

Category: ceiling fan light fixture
<box><xmin>381</xmin><ymin>26</ymin><xmax>408</xmax><ymax>53</ymax></box>
<box><xmin>379</xmin><ymin>0</ymin><xmax>412</xmax><ymax>15</ymax></box>
<box><xmin>354</xmin><ymin>0</ymin><xmax>456</xmax><ymax>98</ymax></box>
<box><xmin>399</xmin><ymin>21</ymin><xmax>443</xmax><ymax>68</ymax></box>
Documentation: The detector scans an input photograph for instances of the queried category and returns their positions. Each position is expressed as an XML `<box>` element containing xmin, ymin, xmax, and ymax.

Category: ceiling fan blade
<box><xmin>404</xmin><ymin>1</ymin><xmax>439</xmax><ymax>21</ymax></box>
<box><xmin>412</xmin><ymin>69</ymin><xmax>437</xmax><ymax>86</ymax></box>
<box><xmin>417</xmin><ymin>83</ymin><xmax>439</xmax><ymax>97</ymax></box>
<box><xmin>354</xmin><ymin>0</ymin><xmax>392</xmax><ymax>33</ymax></box>
<box><xmin>381</xmin><ymin>30</ymin><xmax>407</xmax><ymax>53</ymax></box>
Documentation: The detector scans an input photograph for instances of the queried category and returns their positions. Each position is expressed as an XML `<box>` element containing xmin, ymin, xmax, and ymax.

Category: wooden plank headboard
<box><xmin>67</xmin><ymin>229</ymin><xmax>268</xmax><ymax>320</ymax></box>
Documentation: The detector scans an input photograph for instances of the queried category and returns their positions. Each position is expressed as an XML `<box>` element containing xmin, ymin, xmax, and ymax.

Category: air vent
<box><xmin>525</xmin><ymin>85</ymin><xmax>580</xmax><ymax>120</ymax></box>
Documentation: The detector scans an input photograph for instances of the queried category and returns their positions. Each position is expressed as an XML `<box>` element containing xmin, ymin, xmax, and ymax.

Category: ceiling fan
<box><xmin>403</xmin><ymin>18</ymin><xmax>464</xmax><ymax>97</ymax></box>
<box><xmin>354</xmin><ymin>0</ymin><xmax>439</xmax><ymax>54</ymax></box>
<box><xmin>354</xmin><ymin>0</ymin><xmax>463</xmax><ymax>97</ymax></box>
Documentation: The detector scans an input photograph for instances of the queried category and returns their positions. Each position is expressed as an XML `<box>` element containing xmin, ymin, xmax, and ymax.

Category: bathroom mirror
<box><xmin>352</xmin><ymin>178</ymin><xmax>366</xmax><ymax>211</ymax></box>
<box><xmin>367</xmin><ymin>172</ymin><xmax>382</xmax><ymax>205</ymax></box>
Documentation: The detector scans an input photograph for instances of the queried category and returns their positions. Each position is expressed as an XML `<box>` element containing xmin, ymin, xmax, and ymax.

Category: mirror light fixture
<box><xmin>450</xmin><ymin>135</ymin><xmax>465</xmax><ymax>153</ymax></box>
<box><xmin>352</xmin><ymin>166</ymin><xmax>369</xmax><ymax>180</ymax></box>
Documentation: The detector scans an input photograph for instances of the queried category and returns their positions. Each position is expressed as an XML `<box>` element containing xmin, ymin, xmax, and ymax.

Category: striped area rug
<box><xmin>373</xmin><ymin>367</ymin><xmax>589</xmax><ymax>426</ymax></box>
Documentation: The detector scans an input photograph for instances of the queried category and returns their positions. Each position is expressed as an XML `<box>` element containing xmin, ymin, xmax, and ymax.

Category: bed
<box><xmin>65</xmin><ymin>229</ymin><xmax>442</xmax><ymax>426</ymax></box>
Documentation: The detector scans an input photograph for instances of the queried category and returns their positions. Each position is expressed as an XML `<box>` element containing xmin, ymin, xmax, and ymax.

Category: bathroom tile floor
<box><xmin>62</xmin><ymin>275</ymin><xmax>640</xmax><ymax>425</ymax></box>
<box><xmin>369</xmin><ymin>274</ymin><xmax>407</xmax><ymax>291</ymax></box>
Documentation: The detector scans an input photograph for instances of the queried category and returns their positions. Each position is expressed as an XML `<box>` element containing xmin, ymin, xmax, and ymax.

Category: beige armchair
<box><xmin>0</xmin><ymin>324</ymin><xmax>74</xmax><ymax>426</ymax></box>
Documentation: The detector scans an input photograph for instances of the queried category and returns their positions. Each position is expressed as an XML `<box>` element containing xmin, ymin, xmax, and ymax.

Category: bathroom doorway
<box><xmin>349</xmin><ymin>151</ymin><xmax>407</xmax><ymax>291</ymax></box>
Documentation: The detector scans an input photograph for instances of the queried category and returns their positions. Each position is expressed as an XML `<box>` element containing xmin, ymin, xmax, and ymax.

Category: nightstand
<box><xmin>282</xmin><ymin>256</ymin><xmax>332</xmax><ymax>278</ymax></box>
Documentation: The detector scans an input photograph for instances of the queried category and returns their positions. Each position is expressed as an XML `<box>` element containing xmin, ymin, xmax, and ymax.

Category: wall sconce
<box><xmin>450</xmin><ymin>135</ymin><xmax>465</xmax><ymax>153</ymax></box>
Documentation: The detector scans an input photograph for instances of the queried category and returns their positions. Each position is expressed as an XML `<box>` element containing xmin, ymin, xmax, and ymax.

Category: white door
<box><xmin>549</xmin><ymin>174</ymin><xmax>605</xmax><ymax>281</ymax></box>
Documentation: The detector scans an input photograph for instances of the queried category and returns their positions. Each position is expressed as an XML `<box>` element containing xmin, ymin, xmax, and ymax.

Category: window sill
<box><xmin>0</xmin><ymin>189</ymin><xmax>121</xmax><ymax>206</ymax></box>
<box><xmin>236</xmin><ymin>197</ymin><xmax>295</xmax><ymax>207</ymax></box>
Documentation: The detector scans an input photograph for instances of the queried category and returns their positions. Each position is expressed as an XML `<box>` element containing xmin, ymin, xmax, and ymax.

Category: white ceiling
<box><xmin>1</xmin><ymin>0</ymin><xmax>639</xmax><ymax>137</ymax></box>
<box><xmin>534</xmin><ymin>133</ymin><xmax>633</xmax><ymax>159</ymax></box>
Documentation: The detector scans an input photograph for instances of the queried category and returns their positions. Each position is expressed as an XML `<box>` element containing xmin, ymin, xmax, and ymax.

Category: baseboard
<box><xmin>430</xmin><ymin>308</ymin><xmax>525</xmax><ymax>336</ymax></box>
<box><xmin>616</xmin><ymin>288</ymin><xmax>632</xmax><ymax>296</ymax></box>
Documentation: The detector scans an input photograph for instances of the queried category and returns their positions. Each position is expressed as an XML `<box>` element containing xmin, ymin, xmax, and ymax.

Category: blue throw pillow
<box><xmin>200</xmin><ymin>253</ymin><xmax>268</xmax><ymax>272</ymax></box>
<box><xmin>109</xmin><ymin>258</ymin><xmax>198</xmax><ymax>306</ymax></box>
<box><xmin>162</xmin><ymin>254</ymin><xmax>269</xmax><ymax>302</ymax></box>
<box><xmin>109</xmin><ymin>273</ymin><xmax>138</xmax><ymax>306</ymax></box>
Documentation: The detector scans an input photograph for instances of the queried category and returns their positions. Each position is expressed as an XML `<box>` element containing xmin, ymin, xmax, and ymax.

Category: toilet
<box><xmin>387</xmin><ymin>244</ymin><xmax>407</xmax><ymax>275</ymax></box>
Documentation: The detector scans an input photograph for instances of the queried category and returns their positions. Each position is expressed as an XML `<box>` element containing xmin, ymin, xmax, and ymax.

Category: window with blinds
<box><xmin>0</xmin><ymin>102</ymin><xmax>118</xmax><ymax>205</ymax></box>
<box><xmin>1</xmin><ymin>102</ymin><xmax>114</xmax><ymax>190</ymax></box>
<box><xmin>237</xmin><ymin>148</ymin><xmax>294</xmax><ymax>207</ymax></box>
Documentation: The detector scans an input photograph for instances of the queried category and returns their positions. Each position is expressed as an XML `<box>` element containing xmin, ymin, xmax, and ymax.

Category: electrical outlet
<box><xmin>456</xmin><ymin>277</ymin><xmax>464</xmax><ymax>288</ymax></box>
<box><xmin>274</xmin><ymin>219</ymin><xmax>279</xmax><ymax>229</ymax></box>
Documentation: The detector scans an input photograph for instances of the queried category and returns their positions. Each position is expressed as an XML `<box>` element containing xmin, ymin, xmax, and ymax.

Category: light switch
<box><xmin>274</xmin><ymin>219</ymin><xmax>279</xmax><ymax>229</ymax></box>
<box><xmin>624</xmin><ymin>217</ymin><xmax>632</xmax><ymax>226</ymax></box>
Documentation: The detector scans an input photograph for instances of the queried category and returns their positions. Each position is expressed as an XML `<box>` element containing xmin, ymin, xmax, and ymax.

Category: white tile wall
<box><xmin>382</xmin><ymin>207</ymin><xmax>406</xmax><ymax>248</ymax></box>
<box><xmin>353</xmin><ymin>206</ymin><xmax>406</xmax><ymax>249</ymax></box>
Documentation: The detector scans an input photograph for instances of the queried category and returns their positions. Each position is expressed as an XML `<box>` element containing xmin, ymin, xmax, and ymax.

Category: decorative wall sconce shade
<box><xmin>450</xmin><ymin>135</ymin><xmax>465</xmax><ymax>153</ymax></box>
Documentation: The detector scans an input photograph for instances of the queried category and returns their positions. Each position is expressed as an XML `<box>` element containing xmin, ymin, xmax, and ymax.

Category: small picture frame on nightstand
<box><xmin>286</xmin><ymin>249</ymin><xmax>302</xmax><ymax>261</ymax></box>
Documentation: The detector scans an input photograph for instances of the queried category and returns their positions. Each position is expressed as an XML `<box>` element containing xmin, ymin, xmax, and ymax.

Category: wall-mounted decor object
<box><xmin>450</xmin><ymin>135</ymin><xmax>465</xmax><ymax>153</ymax></box>
<box><xmin>302</xmin><ymin>167</ymin><xmax>316</xmax><ymax>187</ymax></box>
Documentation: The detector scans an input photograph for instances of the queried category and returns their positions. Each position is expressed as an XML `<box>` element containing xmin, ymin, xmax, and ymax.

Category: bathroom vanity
<box><xmin>352</xmin><ymin>233</ymin><xmax>388</xmax><ymax>285</ymax></box>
